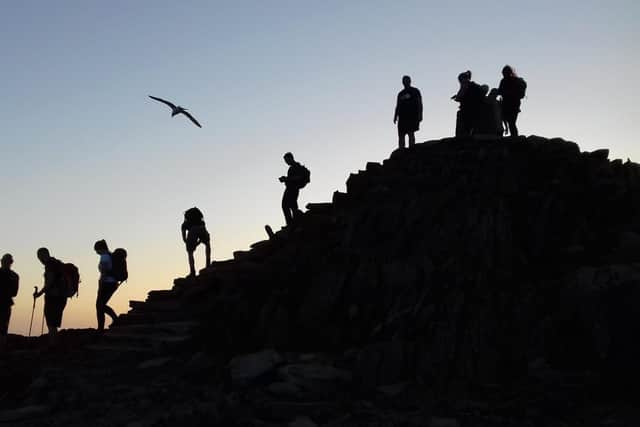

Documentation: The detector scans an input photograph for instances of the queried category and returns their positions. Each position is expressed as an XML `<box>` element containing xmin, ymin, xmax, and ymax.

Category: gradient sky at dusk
<box><xmin>1</xmin><ymin>1</ymin><xmax>638</xmax><ymax>334</ymax></box>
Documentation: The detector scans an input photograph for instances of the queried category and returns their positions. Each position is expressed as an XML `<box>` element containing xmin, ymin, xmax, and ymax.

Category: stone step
<box><xmin>136</xmin><ymin>300</ymin><xmax>184</xmax><ymax>312</ymax></box>
<box><xmin>103</xmin><ymin>332</ymin><xmax>191</xmax><ymax>347</ymax></box>
<box><xmin>86</xmin><ymin>344</ymin><xmax>156</xmax><ymax>355</ymax></box>
<box><xmin>146</xmin><ymin>289</ymin><xmax>179</xmax><ymax>302</ymax></box>
<box><xmin>109</xmin><ymin>320</ymin><xmax>197</xmax><ymax>334</ymax></box>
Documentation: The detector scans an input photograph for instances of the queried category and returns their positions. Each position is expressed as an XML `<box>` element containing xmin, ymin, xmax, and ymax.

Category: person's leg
<box><xmin>508</xmin><ymin>111</ymin><xmax>519</xmax><ymax>136</ymax></box>
<box><xmin>188</xmin><ymin>250</ymin><xmax>196</xmax><ymax>276</ymax></box>
<box><xmin>0</xmin><ymin>307</ymin><xmax>9</xmax><ymax>352</ymax></box>
<box><xmin>289</xmin><ymin>187</ymin><xmax>302</xmax><ymax>221</ymax></box>
<box><xmin>398</xmin><ymin>127</ymin><xmax>406</xmax><ymax>149</ymax></box>
<box><xmin>98</xmin><ymin>282</ymin><xmax>118</xmax><ymax>326</ymax></box>
<box><xmin>408</xmin><ymin>132</ymin><xmax>416</xmax><ymax>147</ymax></box>
<box><xmin>205</xmin><ymin>241</ymin><xmax>211</xmax><ymax>267</ymax></box>
<box><xmin>282</xmin><ymin>188</ymin><xmax>294</xmax><ymax>225</ymax></box>
<box><xmin>96</xmin><ymin>286</ymin><xmax>106</xmax><ymax>331</ymax></box>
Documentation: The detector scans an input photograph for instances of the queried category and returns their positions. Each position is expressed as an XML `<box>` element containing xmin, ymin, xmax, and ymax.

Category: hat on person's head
<box><xmin>1</xmin><ymin>254</ymin><xmax>13</xmax><ymax>263</ymax></box>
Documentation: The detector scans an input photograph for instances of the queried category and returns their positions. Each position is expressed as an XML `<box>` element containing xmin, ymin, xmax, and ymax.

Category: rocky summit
<box><xmin>2</xmin><ymin>135</ymin><xmax>640</xmax><ymax>426</ymax></box>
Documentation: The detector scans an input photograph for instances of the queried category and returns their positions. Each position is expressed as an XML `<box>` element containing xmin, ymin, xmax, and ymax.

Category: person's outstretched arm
<box><xmin>417</xmin><ymin>89</ymin><xmax>423</xmax><ymax>122</ymax></box>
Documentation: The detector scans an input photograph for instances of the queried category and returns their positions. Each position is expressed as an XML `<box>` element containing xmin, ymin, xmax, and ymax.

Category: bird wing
<box><xmin>181</xmin><ymin>111</ymin><xmax>202</xmax><ymax>128</ymax></box>
<box><xmin>148</xmin><ymin>95</ymin><xmax>176</xmax><ymax>109</ymax></box>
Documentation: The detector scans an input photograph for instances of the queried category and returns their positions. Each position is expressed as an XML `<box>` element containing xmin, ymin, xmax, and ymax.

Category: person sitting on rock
<box><xmin>34</xmin><ymin>248</ymin><xmax>67</xmax><ymax>344</ymax></box>
<box><xmin>279</xmin><ymin>152</ymin><xmax>307</xmax><ymax>226</ymax></box>
<box><xmin>181</xmin><ymin>207</ymin><xmax>211</xmax><ymax>277</ymax></box>
<box><xmin>0</xmin><ymin>254</ymin><xmax>19</xmax><ymax>352</ymax></box>
<box><xmin>94</xmin><ymin>239</ymin><xmax>120</xmax><ymax>333</ymax></box>
<box><xmin>452</xmin><ymin>70</ymin><xmax>487</xmax><ymax>137</ymax></box>
<box><xmin>393</xmin><ymin>75</ymin><xmax>423</xmax><ymax>149</ymax></box>
<box><xmin>497</xmin><ymin>65</ymin><xmax>527</xmax><ymax>137</ymax></box>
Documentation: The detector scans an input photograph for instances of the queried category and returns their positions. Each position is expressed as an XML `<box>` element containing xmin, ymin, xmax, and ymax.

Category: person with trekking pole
<box><xmin>33</xmin><ymin>248</ymin><xmax>68</xmax><ymax>345</ymax></box>
<box><xmin>0</xmin><ymin>254</ymin><xmax>19</xmax><ymax>351</ymax></box>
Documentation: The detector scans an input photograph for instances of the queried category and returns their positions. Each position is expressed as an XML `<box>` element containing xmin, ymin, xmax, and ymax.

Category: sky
<box><xmin>1</xmin><ymin>1</ymin><xmax>638</xmax><ymax>335</ymax></box>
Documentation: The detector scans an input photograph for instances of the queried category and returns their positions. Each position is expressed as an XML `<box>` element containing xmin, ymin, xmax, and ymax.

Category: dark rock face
<box><xmin>4</xmin><ymin>136</ymin><xmax>640</xmax><ymax>426</ymax></box>
<box><xmin>193</xmin><ymin>137</ymin><xmax>640</xmax><ymax>390</ymax></box>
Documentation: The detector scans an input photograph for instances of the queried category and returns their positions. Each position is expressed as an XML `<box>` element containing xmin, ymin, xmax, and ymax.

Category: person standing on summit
<box><xmin>279</xmin><ymin>152</ymin><xmax>310</xmax><ymax>226</ymax></box>
<box><xmin>497</xmin><ymin>65</ymin><xmax>527</xmax><ymax>137</ymax></box>
<box><xmin>393</xmin><ymin>75</ymin><xmax>423</xmax><ymax>149</ymax></box>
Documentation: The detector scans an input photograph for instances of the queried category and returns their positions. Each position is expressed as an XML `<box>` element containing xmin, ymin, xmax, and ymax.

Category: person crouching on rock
<box><xmin>181</xmin><ymin>207</ymin><xmax>211</xmax><ymax>278</ymax></box>
<box><xmin>94</xmin><ymin>239</ymin><xmax>119</xmax><ymax>333</ymax></box>
<box><xmin>34</xmin><ymin>248</ymin><xmax>67</xmax><ymax>344</ymax></box>
<box><xmin>393</xmin><ymin>75</ymin><xmax>423</xmax><ymax>149</ymax></box>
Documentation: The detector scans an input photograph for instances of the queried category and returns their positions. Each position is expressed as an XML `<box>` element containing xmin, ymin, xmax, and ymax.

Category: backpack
<box><xmin>61</xmin><ymin>263</ymin><xmax>80</xmax><ymax>298</ymax></box>
<box><xmin>110</xmin><ymin>248</ymin><xmax>128</xmax><ymax>282</ymax></box>
<box><xmin>297</xmin><ymin>164</ymin><xmax>311</xmax><ymax>188</ymax></box>
<box><xmin>515</xmin><ymin>77</ymin><xmax>527</xmax><ymax>99</ymax></box>
<box><xmin>184</xmin><ymin>207</ymin><xmax>204</xmax><ymax>224</ymax></box>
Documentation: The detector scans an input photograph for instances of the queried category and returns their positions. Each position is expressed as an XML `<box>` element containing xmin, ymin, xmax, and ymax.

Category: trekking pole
<box><xmin>28</xmin><ymin>286</ymin><xmax>37</xmax><ymax>337</ymax></box>
<box><xmin>40</xmin><ymin>303</ymin><xmax>45</xmax><ymax>336</ymax></box>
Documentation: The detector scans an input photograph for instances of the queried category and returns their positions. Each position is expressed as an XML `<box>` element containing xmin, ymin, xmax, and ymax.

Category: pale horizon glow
<box><xmin>1</xmin><ymin>1</ymin><xmax>638</xmax><ymax>335</ymax></box>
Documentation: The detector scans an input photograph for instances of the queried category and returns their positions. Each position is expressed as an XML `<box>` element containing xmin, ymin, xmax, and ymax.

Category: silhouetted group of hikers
<box><xmin>0</xmin><ymin>243</ymin><xmax>128</xmax><ymax>349</ymax></box>
<box><xmin>0</xmin><ymin>68</ymin><xmax>526</xmax><ymax>346</ymax></box>
<box><xmin>395</xmin><ymin>65</ymin><xmax>527</xmax><ymax>148</ymax></box>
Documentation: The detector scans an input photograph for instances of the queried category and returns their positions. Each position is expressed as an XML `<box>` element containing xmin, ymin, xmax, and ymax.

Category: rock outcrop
<box><xmin>2</xmin><ymin>136</ymin><xmax>640</xmax><ymax>426</ymax></box>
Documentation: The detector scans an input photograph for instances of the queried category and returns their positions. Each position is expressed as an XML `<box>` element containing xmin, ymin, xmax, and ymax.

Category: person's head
<box><xmin>458</xmin><ymin>70</ymin><xmax>472</xmax><ymax>83</ymax></box>
<box><xmin>0</xmin><ymin>254</ymin><xmax>13</xmax><ymax>269</ymax></box>
<box><xmin>502</xmin><ymin>65</ymin><xmax>515</xmax><ymax>78</ymax></box>
<box><xmin>283</xmin><ymin>152</ymin><xmax>294</xmax><ymax>165</ymax></box>
<box><xmin>402</xmin><ymin>75</ymin><xmax>411</xmax><ymax>88</ymax></box>
<box><xmin>94</xmin><ymin>239</ymin><xmax>109</xmax><ymax>255</ymax></box>
<box><xmin>37</xmin><ymin>247</ymin><xmax>50</xmax><ymax>265</ymax></box>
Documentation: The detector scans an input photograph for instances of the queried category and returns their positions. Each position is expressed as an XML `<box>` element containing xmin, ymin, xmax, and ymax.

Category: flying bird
<box><xmin>148</xmin><ymin>95</ymin><xmax>202</xmax><ymax>128</ymax></box>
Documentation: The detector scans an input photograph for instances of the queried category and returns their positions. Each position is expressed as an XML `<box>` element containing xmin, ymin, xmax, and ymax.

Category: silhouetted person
<box><xmin>182</xmin><ymin>207</ymin><xmax>211</xmax><ymax>277</ymax></box>
<box><xmin>34</xmin><ymin>248</ymin><xmax>67</xmax><ymax>343</ymax></box>
<box><xmin>452</xmin><ymin>70</ymin><xmax>487</xmax><ymax>136</ymax></box>
<box><xmin>476</xmin><ymin>88</ymin><xmax>504</xmax><ymax>137</ymax></box>
<box><xmin>279</xmin><ymin>152</ymin><xmax>307</xmax><ymax>226</ymax></box>
<box><xmin>0</xmin><ymin>254</ymin><xmax>19</xmax><ymax>352</ymax></box>
<box><xmin>394</xmin><ymin>75</ymin><xmax>423</xmax><ymax>149</ymax></box>
<box><xmin>497</xmin><ymin>65</ymin><xmax>527</xmax><ymax>136</ymax></box>
<box><xmin>94</xmin><ymin>240</ymin><xmax>119</xmax><ymax>333</ymax></box>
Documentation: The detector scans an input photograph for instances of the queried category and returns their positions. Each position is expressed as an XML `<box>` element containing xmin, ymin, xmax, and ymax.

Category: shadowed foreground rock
<box><xmin>2</xmin><ymin>136</ymin><xmax>640</xmax><ymax>426</ymax></box>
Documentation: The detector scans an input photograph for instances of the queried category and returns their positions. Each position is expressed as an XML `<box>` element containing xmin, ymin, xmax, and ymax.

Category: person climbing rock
<box><xmin>94</xmin><ymin>239</ymin><xmax>120</xmax><ymax>332</ymax></box>
<box><xmin>181</xmin><ymin>207</ymin><xmax>211</xmax><ymax>277</ymax></box>
<box><xmin>279</xmin><ymin>152</ymin><xmax>310</xmax><ymax>226</ymax></box>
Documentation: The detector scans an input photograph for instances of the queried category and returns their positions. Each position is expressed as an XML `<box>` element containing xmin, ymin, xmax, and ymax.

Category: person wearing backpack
<box><xmin>34</xmin><ymin>248</ymin><xmax>68</xmax><ymax>343</ymax></box>
<box><xmin>393</xmin><ymin>75</ymin><xmax>423</xmax><ymax>149</ymax></box>
<box><xmin>94</xmin><ymin>240</ymin><xmax>121</xmax><ymax>332</ymax></box>
<box><xmin>279</xmin><ymin>152</ymin><xmax>309</xmax><ymax>226</ymax></box>
<box><xmin>452</xmin><ymin>70</ymin><xmax>487</xmax><ymax>136</ymax></box>
<box><xmin>497</xmin><ymin>65</ymin><xmax>527</xmax><ymax>137</ymax></box>
<box><xmin>0</xmin><ymin>254</ymin><xmax>19</xmax><ymax>352</ymax></box>
<box><xmin>181</xmin><ymin>207</ymin><xmax>211</xmax><ymax>277</ymax></box>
